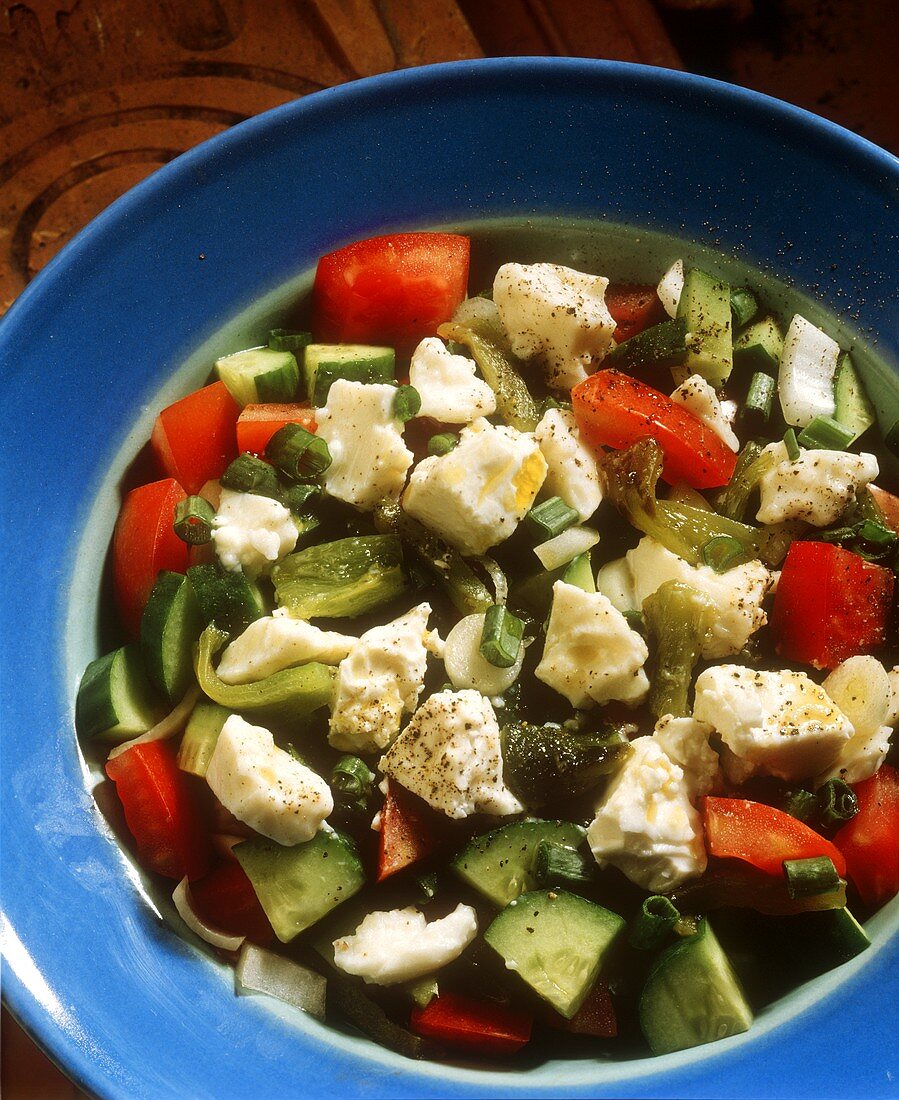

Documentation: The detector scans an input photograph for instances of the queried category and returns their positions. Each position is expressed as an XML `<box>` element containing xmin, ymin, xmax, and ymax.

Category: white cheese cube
<box><xmin>657</xmin><ymin>259</ymin><xmax>684</xmax><ymax>318</ymax></box>
<box><xmin>693</xmin><ymin>666</ymin><xmax>853</xmax><ymax>783</ymax></box>
<box><xmin>670</xmin><ymin>374</ymin><xmax>739</xmax><ymax>452</ymax></box>
<box><xmin>328</xmin><ymin>603</ymin><xmax>435</xmax><ymax>754</ymax></box>
<box><xmin>408</xmin><ymin>337</ymin><xmax>497</xmax><ymax>423</ymax></box>
<box><xmin>333</xmin><ymin>904</ymin><xmax>477</xmax><ymax>986</ymax></box>
<box><xmin>402</xmin><ymin>417</ymin><xmax>547</xmax><ymax>556</ymax></box>
<box><xmin>493</xmin><ymin>262</ymin><xmax>616</xmax><ymax>390</ymax></box>
<box><xmin>627</xmin><ymin>537</ymin><xmax>772</xmax><ymax>659</ymax></box>
<box><xmin>205</xmin><ymin>715</ymin><xmax>332</xmax><ymax>845</ymax></box>
<box><xmin>778</xmin><ymin>314</ymin><xmax>840</xmax><ymax>427</ymax></box>
<box><xmin>380</xmin><ymin>689</ymin><xmax>523</xmax><ymax>819</ymax></box>
<box><xmin>535</xmin><ymin>581</ymin><xmax>649</xmax><ymax>708</ymax></box>
<box><xmin>887</xmin><ymin>667</ymin><xmax>899</xmax><ymax>727</ymax></box>
<box><xmin>817</xmin><ymin>656</ymin><xmax>893</xmax><ymax>785</ymax></box>
<box><xmin>652</xmin><ymin>714</ymin><xmax>719</xmax><ymax>798</ymax></box>
<box><xmin>212</xmin><ymin>489</ymin><xmax>298</xmax><ymax>577</ymax></box>
<box><xmin>316</xmin><ymin>380</ymin><xmax>413</xmax><ymax>511</ymax></box>
<box><xmin>755</xmin><ymin>440</ymin><xmax>878</xmax><ymax>527</ymax></box>
<box><xmin>534</xmin><ymin>408</ymin><xmax>603</xmax><ymax>521</ymax></box>
<box><xmin>216</xmin><ymin>614</ymin><xmax>356</xmax><ymax>684</ymax></box>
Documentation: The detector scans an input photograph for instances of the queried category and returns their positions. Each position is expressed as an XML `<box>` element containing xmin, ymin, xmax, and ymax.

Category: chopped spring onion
<box><xmin>701</xmin><ymin>534</ymin><xmax>746</xmax><ymax>573</ymax></box>
<box><xmin>817</xmin><ymin>525</ymin><xmax>858</xmax><ymax>545</ymax></box>
<box><xmin>106</xmin><ymin>684</ymin><xmax>201</xmax><ymax>762</ymax></box>
<box><xmin>235</xmin><ymin>943</ymin><xmax>326</xmax><ymax>1020</ymax></box>
<box><xmin>281</xmin><ymin>482</ymin><xmax>320</xmax><ymax>515</ymax></box>
<box><xmin>266</xmin><ymin>423</ymin><xmax>332</xmax><ymax>481</ymax></box>
<box><xmin>783</xmin><ymin>428</ymin><xmax>801</xmax><ymax>462</ymax></box>
<box><xmin>525</xmin><ymin>496</ymin><xmax>580</xmax><ymax>542</ymax></box>
<box><xmin>782</xmin><ymin>788</ymin><xmax>818</xmax><ymax>824</ymax></box>
<box><xmin>268</xmin><ymin>328</ymin><xmax>312</xmax><ymax>354</ymax></box>
<box><xmin>479</xmin><ymin>604</ymin><xmax>524</xmax><ymax>668</ymax></box>
<box><xmin>533</xmin><ymin>526</ymin><xmax>600</xmax><ymax>571</ymax></box>
<box><xmin>817</xmin><ymin>779</ymin><xmax>860</xmax><ymax>826</ymax></box>
<box><xmin>174</xmin><ymin>495</ymin><xmax>215</xmax><ymax>545</ymax></box>
<box><xmin>797</xmin><ymin>414</ymin><xmax>856</xmax><ymax>451</ymax></box>
<box><xmin>783</xmin><ymin>856</ymin><xmax>842</xmax><ymax>900</ymax></box>
<box><xmin>715</xmin><ymin>441</ymin><xmax>770</xmax><ymax>522</ymax></box>
<box><xmin>624</xmin><ymin>609</ymin><xmax>645</xmax><ymax>633</ymax></box>
<box><xmin>394</xmin><ymin>384</ymin><xmax>421</xmax><ymax>422</ymax></box>
<box><xmin>172</xmin><ymin>876</ymin><xmax>245</xmax><ymax>953</ymax></box>
<box><xmin>331</xmin><ymin>755</ymin><xmax>375</xmax><ymax>811</ymax></box>
<box><xmin>629</xmin><ymin>895</ymin><xmax>681</xmax><ymax>950</ymax></box>
<box><xmin>428</xmin><ymin>432</ymin><xmax>458</xmax><ymax>456</ymax></box>
<box><xmin>656</xmin><ymin>258</ymin><xmax>684</xmax><ymax>319</ymax></box>
<box><xmin>533</xmin><ymin>840</ymin><xmax>593</xmax><ymax>889</ymax></box>
<box><xmin>730</xmin><ymin>287</ymin><xmax>758</xmax><ymax>329</ymax></box>
<box><xmin>742</xmin><ymin>372</ymin><xmax>776</xmax><ymax>428</ymax></box>
<box><xmin>857</xmin><ymin>519</ymin><xmax>895</xmax><ymax>546</ymax></box>
<box><xmin>416</xmin><ymin>872</ymin><xmax>440</xmax><ymax>902</ymax></box>
<box><xmin>220</xmin><ymin>453</ymin><xmax>282</xmax><ymax>497</ymax></box>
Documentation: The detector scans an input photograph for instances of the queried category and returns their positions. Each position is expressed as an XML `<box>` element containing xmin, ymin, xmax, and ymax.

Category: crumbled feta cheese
<box><xmin>328</xmin><ymin>603</ymin><xmax>434</xmax><ymax>754</ymax></box>
<box><xmin>316</xmin><ymin>380</ymin><xmax>413</xmax><ymax>511</ymax></box>
<box><xmin>535</xmin><ymin>581</ymin><xmax>649</xmax><ymax>708</ymax></box>
<box><xmin>652</xmin><ymin>715</ymin><xmax>719</xmax><ymax>798</ymax></box>
<box><xmin>408</xmin><ymin>337</ymin><xmax>497</xmax><ymax>423</ymax></box>
<box><xmin>817</xmin><ymin>656</ymin><xmax>893</xmax><ymax>785</ymax></box>
<box><xmin>887</xmin><ymin>667</ymin><xmax>899</xmax><ymax>727</ymax></box>
<box><xmin>657</xmin><ymin>259</ymin><xmax>684</xmax><ymax>318</ymax></box>
<box><xmin>216</xmin><ymin>615</ymin><xmax>356</xmax><ymax>684</ymax></box>
<box><xmin>205</xmin><ymin>716</ymin><xmax>332</xmax><ymax>845</ymax></box>
<box><xmin>756</xmin><ymin>440</ymin><xmax>879</xmax><ymax>527</ymax></box>
<box><xmin>534</xmin><ymin>408</ymin><xmax>603</xmax><ymax>521</ymax></box>
<box><xmin>333</xmin><ymin>904</ymin><xmax>477</xmax><ymax>986</ymax></box>
<box><xmin>402</xmin><ymin>417</ymin><xmax>547</xmax><ymax>556</ymax></box>
<box><xmin>670</xmin><ymin>374</ymin><xmax>739</xmax><ymax>452</ymax></box>
<box><xmin>212</xmin><ymin>489</ymin><xmax>298</xmax><ymax>577</ymax></box>
<box><xmin>380</xmin><ymin>689</ymin><xmax>523</xmax><ymax>819</ymax></box>
<box><xmin>693</xmin><ymin>666</ymin><xmax>853</xmax><ymax>783</ymax></box>
<box><xmin>493</xmin><ymin>262</ymin><xmax>616</xmax><ymax>389</ymax></box>
<box><xmin>587</xmin><ymin>727</ymin><xmax>711</xmax><ymax>893</ymax></box>
<box><xmin>627</xmin><ymin>537</ymin><xmax>772</xmax><ymax>659</ymax></box>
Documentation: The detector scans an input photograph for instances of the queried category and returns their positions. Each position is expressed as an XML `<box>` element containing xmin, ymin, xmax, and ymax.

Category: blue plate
<box><xmin>2</xmin><ymin>58</ymin><xmax>898</xmax><ymax>1099</ymax></box>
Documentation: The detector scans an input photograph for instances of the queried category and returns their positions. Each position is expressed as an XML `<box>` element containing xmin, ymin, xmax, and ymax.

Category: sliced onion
<box><xmin>444</xmin><ymin>613</ymin><xmax>523</xmax><ymax>697</ymax></box>
<box><xmin>475</xmin><ymin>555</ymin><xmax>508</xmax><ymax>606</ymax></box>
<box><xmin>657</xmin><ymin>259</ymin><xmax>684</xmax><ymax>319</ymax></box>
<box><xmin>107</xmin><ymin>684</ymin><xmax>201</xmax><ymax>762</ymax></box>
<box><xmin>172</xmin><ymin>876</ymin><xmax>245</xmax><ymax>952</ymax></box>
<box><xmin>235</xmin><ymin>943</ymin><xmax>327</xmax><ymax>1019</ymax></box>
<box><xmin>595</xmin><ymin>557</ymin><xmax>638</xmax><ymax>615</ymax></box>
<box><xmin>823</xmin><ymin>656</ymin><xmax>890</xmax><ymax>739</ymax></box>
<box><xmin>534</xmin><ymin>526</ymin><xmax>600</xmax><ymax>571</ymax></box>
<box><xmin>451</xmin><ymin>295</ymin><xmax>502</xmax><ymax>330</ymax></box>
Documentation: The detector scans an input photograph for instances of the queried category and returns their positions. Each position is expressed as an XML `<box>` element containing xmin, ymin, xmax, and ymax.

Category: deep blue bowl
<box><xmin>2</xmin><ymin>58</ymin><xmax>898</xmax><ymax>1099</ymax></box>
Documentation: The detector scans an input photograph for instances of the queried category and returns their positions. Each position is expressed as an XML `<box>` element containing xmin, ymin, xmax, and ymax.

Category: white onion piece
<box><xmin>172</xmin><ymin>876</ymin><xmax>245</xmax><ymax>952</ymax></box>
<box><xmin>534</xmin><ymin>526</ymin><xmax>600</xmax><ymax>571</ymax></box>
<box><xmin>778</xmin><ymin>314</ymin><xmax>840</xmax><ymax>427</ymax></box>
<box><xmin>235</xmin><ymin>943</ymin><xmax>327</xmax><ymax>1019</ymax></box>
<box><xmin>107</xmin><ymin>684</ymin><xmax>201</xmax><ymax>762</ymax></box>
<box><xmin>444</xmin><ymin>613</ymin><xmax>523</xmax><ymax>697</ymax></box>
<box><xmin>657</xmin><ymin>259</ymin><xmax>684</xmax><ymax>318</ymax></box>
<box><xmin>595</xmin><ymin>557</ymin><xmax>638</xmax><ymax>615</ymax></box>
<box><xmin>476</xmin><ymin>555</ymin><xmax>508</xmax><ymax>606</ymax></box>
<box><xmin>451</xmin><ymin>295</ymin><xmax>502</xmax><ymax>330</ymax></box>
<box><xmin>823</xmin><ymin>656</ymin><xmax>890</xmax><ymax>739</ymax></box>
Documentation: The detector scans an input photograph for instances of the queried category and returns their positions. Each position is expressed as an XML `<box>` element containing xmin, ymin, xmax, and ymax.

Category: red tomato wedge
<box><xmin>410</xmin><ymin>993</ymin><xmax>533</xmax><ymax>1054</ymax></box>
<box><xmin>106</xmin><ymin>741</ymin><xmax>209</xmax><ymax>881</ymax></box>
<box><xmin>377</xmin><ymin>779</ymin><xmax>443</xmax><ymax>882</ymax></box>
<box><xmin>702</xmin><ymin>797</ymin><xmax>846</xmax><ymax>877</ymax></box>
<box><xmin>606</xmin><ymin>284</ymin><xmax>666</xmax><ymax>343</ymax></box>
<box><xmin>834</xmin><ymin>765</ymin><xmax>899</xmax><ymax>908</ymax></box>
<box><xmin>546</xmin><ymin>981</ymin><xmax>617</xmax><ymax>1038</ymax></box>
<box><xmin>236</xmin><ymin>403</ymin><xmax>317</xmax><ymax>456</ymax></box>
<box><xmin>771</xmin><ymin>541</ymin><xmax>894</xmax><ymax>669</ymax></box>
<box><xmin>151</xmin><ymin>380</ymin><xmax>240</xmax><ymax>494</ymax></box>
<box><xmin>572</xmin><ymin>369</ymin><xmax>737</xmax><ymax>489</ymax></box>
<box><xmin>113</xmin><ymin>477</ymin><xmax>187</xmax><ymax>637</ymax></box>
<box><xmin>869</xmin><ymin>485</ymin><xmax>899</xmax><ymax>533</ymax></box>
<box><xmin>313</xmin><ymin>233</ymin><xmax>470</xmax><ymax>351</ymax></box>
<box><xmin>191</xmin><ymin>861</ymin><xmax>274</xmax><ymax>946</ymax></box>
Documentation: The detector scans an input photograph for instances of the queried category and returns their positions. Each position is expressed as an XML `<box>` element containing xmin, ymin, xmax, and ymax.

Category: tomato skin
<box><xmin>236</xmin><ymin>403</ymin><xmax>317</xmax><ymax>455</ymax></box>
<box><xmin>190</xmin><ymin>860</ymin><xmax>274</xmax><ymax>946</ymax></box>
<box><xmin>410</xmin><ymin>993</ymin><xmax>532</xmax><ymax>1054</ymax></box>
<box><xmin>113</xmin><ymin>478</ymin><xmax>188</xmax><ymax>637</ymax></box>
<box><xmin>606</xmin><ymin>284</ymin><xmax>666</xmax><ymax>343</ymax></box>
<box><xmin>106</xmin><ymin>741</ymin><xmax>210</xmax><ymax>881</ymax></box>
<box><xmin>151</xmin><ymin>381</ymin><xmax>240</xmax><ymax>494</ymax></box>
<box><xmin>702</xmin><ymin>797</ymin><xmax>847</xmax><ymax>877</ymax></box>
<box><xmin>313</xmin><ymin>233</ymin><xmax>470</xmax><ymax>351</ymax></box>
<box><xmin>868</xmin><ymin>485</ymin><xmax>899</xmax><ymax>533</ymax></box>
<box><xmin>572</xmin><ymin>369</ymin><xmax>737</xmax><ymax>489</ymax></box>
<box><xmin>546</xmin><ymin>981</ymin><xmax>617</xmax><ymax>1038</ymax></box>
<box><xmin>771</xmin><ymin>541</ymin><xmax>894</xmax><ymax>669</ymax></box>
<box><xmin>377</xmin><ymin>779</ymin><xmax>442</xmax><ymax>882</ymax></box>
<box><xmin>834</xmin><ymin>765</ymin><xmax>899</xmax><ymax>908</ymax></box>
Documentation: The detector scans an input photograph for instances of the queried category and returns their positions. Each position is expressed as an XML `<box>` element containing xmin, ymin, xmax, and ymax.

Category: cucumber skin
<box><xmin>833</xmin><ymin>354</ymin><xmax>875</xmax><ymax>441</ymax></box>
<box><xmin>304</xmin><ymin>344</ymin><xmax>395</xmax><ymax>406</ymax></box>
<box><xmin>677</xmin><ymin>269</ymin><xmax>733</xmax><ymax>388</ymax></box>
<box><xmin>75</xmin><ymin>644</ymin><xmax>163</xmax><ymax>740</ymax></box>
<box><xmin>177</xmin><ymin>700</ymin><xmax>231</xmax><ymax>777</ymax></box>
<box><xmin>140</xmin><ymin>570</ymin><xmax>204</xmax><ymax>703</ymax></box>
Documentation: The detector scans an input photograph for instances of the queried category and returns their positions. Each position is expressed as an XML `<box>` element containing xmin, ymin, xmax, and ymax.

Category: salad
<box><xmin>77</xmin><ymin>231</ymin><xmax>899</xmax><ymax>1062</ymax></box>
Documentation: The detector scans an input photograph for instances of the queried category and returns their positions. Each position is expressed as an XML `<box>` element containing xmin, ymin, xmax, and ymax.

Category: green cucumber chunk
<box><xmin>639</xmin><ymin>918</ymin><xmax>753</xmax><ymax>1055</ymax></box>
<box><xmin>733</xmin><ymin>315</ymin><xmax>784</xmax><ymax>375</ymax></box>
<box><xmin>305</xmin><ymin>344</ymin><xmax>395</xmax><ymax>406</ymax></box>
<box><xmin>75</xmin><ymin>644</ymin><xmax>165</xmax><ymax>741</ymax></box>
<box><xmin>140</xmin><ymin>570</ymin><xmax>204</xmax><ymax>703</ymax></box>
<box><xmin>451</xmin><ymin>820</ymin><xmax>586</xmax><ymax>907</ymax></box>
<box><xmin>833</xmin><ymin>353</ymin><xmax>876</xmax><ymax>443</ymax></box>
<box><xmin>562</xmin><ymin>551</ymin><xmax>595</xmax><ymax>593</ymax></box>
<box><xmin>216</xmin><ymin>346</ymin><xmax>300</xmax><ymax>407</ymax></box>
<box><xmin>177</xmin><ymin>700</ymin><xmax>231</xmax><ymax>777</ymax></box>
<box><xmin>235</xmin><ymin>829</ymin><xmax>365</xmax><ymax>942</ymax></box>
<box><xmin>484</xmin><ymin>888</ymin><xmax>625</xmax><ymax>1017</ymax></box>
<box><xmin>677</xmin><ymin>268</ymin><xmax>733</xmax><ymax>387</ymax></box>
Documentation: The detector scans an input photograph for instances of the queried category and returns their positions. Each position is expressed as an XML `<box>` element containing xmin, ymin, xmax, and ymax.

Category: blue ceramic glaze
<box><xmin>1</xmin><ymin>59</ymin><xmax>897</xmax><ymax>1099</ymax></box>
